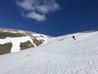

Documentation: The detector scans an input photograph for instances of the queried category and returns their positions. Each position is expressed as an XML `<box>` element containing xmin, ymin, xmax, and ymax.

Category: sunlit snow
<box><xmin>0</xmin><ymin>31</ymin><xmax>98</xmax><ymax>74</ymax></box>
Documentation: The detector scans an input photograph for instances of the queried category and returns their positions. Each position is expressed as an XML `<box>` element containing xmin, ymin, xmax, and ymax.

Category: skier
<box><xmin>72</xmin><ymin>35</ymin><xmax>76</xmax><ymax>40</ymax></box>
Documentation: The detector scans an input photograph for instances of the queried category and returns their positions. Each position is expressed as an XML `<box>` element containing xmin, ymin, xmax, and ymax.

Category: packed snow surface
<box><xmin>0</xmin><ymin>31</ymin><xmax>98</xmax><ymax>74</ymax></box>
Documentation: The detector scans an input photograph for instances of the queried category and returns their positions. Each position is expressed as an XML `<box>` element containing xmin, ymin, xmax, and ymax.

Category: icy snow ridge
<box><xmin>0</xmin><ymin>31</ymin><xmax>98</xmax><ymax>74</ymax></box>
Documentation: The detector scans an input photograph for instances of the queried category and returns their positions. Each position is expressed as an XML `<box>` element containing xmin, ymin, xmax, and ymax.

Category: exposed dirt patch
<box><xmin>0</xmin><ymin>31</ymin><xmax>25</xmax><ymax>38</ymax></box>
<box><xmin>33</xmin><ymin>38</ymin><xmax>43</xmax><ymax>46</ymax></box>
<box><xmin>20</xmin><ymin>41</ymin><xmax>34</xmax><ymax>50</ymax></box>
<box><xmin>0</xmin><ymin>43</ymin><xmax>12</xmax><ymax>55</ymax></box>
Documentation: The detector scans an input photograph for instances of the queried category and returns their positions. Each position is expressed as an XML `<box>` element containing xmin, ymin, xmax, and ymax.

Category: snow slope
<box><xmin>0</xmin><ymin>31</ymin><xmax>98</xmax><ymax>74</ymax></box>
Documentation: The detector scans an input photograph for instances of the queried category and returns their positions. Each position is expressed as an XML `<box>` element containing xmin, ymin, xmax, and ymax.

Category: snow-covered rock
<box><xmin>0</xmin><ymin>28</ymin><xmax>49</xmax><ymax>54</ymax></box>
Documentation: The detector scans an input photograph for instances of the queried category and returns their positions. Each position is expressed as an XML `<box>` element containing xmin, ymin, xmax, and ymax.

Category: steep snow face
<box><xmin>0</xmin><ymin>31</ymin><xmax>98</xmax><ymax>74</ymax></box>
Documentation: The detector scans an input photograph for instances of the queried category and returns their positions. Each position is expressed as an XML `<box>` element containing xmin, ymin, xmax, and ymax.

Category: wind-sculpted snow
<box><xmin>0</xmin><ymin>31</ymin><xmax>98</xmax><ymax>74</ymax></box>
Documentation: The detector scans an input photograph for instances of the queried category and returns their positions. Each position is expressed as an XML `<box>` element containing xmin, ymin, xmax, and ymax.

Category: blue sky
<box><xmin>0</xmin><ymin>0</ymin><xmax>98</xmax><ymax>36</ymax></box>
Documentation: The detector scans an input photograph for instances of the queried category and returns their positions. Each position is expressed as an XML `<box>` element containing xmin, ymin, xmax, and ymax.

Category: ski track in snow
<box><xmin>0</xmin><ymin>31</ymin><xmax>98</xmax><ymax>74</ymax></box>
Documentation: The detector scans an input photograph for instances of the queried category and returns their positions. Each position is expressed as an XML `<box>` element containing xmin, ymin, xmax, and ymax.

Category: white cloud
<box><xmin>26</xmin><ymin>12</ymin><xmax>46</xmax><ymax>22</ymax></box>
<box><xmin>16</xmin><ymin>0</ymin><xmax>60</xmax><ymax>22</ymax></box>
